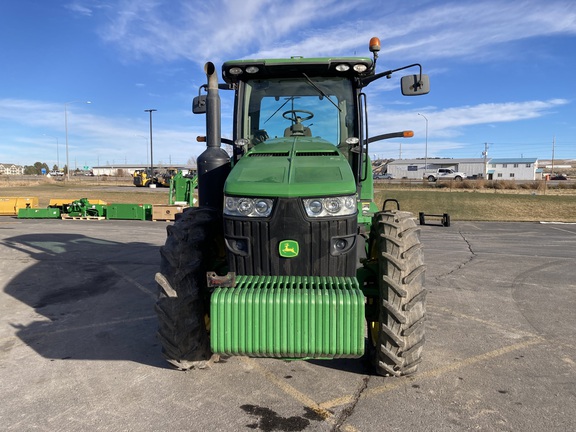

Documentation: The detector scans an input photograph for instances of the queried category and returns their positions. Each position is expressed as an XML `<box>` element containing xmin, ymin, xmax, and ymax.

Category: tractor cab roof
<box><xmin>222</xmin><ymin>57</ymin><xmax>374</xmax><ymax>84</ymax></box>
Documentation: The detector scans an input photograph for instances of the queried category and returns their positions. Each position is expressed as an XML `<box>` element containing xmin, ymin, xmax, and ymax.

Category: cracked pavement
<box><xmin>1</xmin><ymin>218</ymin><xmax>575</xmax><ymax>431</ymax></box>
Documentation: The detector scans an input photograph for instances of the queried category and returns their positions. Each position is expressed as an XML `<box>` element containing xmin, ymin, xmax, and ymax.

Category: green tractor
<box><xmin>155</xmin><ymin>37</ymin><xmax>429</xmax><ymax>377</ymax></box>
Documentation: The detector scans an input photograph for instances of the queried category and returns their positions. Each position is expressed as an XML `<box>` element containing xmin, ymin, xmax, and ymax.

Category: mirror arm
<box><xmin>361</xmin><ymin>63</ymin><xmax>423</xmax><ymax>87</ymax></box>
<box><xmin>198</xmin><ymin>83</ymin><xmax>230</xmax><ymax>96</ymax></box>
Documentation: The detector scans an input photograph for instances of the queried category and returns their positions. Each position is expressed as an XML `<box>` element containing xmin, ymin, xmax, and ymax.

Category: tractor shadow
<box><xmin>305</xmin><ymin>352</ymin><xmax>375</xmax><ymax>376</ymax></box>
<box><xmin>2</xmin><ymin>230</ymin><xmax>389</xmax><ymax>375</ymax></box>
<box><xmin>2</xmin><ymin>231</ymin><xmax>165</xmax><ymax>368</ymax></box>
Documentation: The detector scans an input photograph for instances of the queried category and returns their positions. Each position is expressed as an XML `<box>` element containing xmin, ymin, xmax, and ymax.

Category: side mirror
<box><xmin>401</xmin><ymin>74</ymin><xmax>430</xmax><ymax>96</ymax></box>
<box><xmin>192</xmin><ymin>95</ymin><xmax>207</xmax><ymax>114</ymax></box>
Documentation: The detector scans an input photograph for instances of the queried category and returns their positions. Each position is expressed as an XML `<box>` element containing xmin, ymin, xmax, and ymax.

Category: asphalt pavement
<box><xmin>0</xmin><ymin>217</ymin><xmax>575</xmax><ymax>431</ymax></box>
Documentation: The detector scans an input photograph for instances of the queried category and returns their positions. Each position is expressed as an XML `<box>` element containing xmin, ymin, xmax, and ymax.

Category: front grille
<box><xmin>295</xmin><ymin>151</ymin><xmax>339</xmax><ymax>157</ymax></box>
<box><xmin>224</xmin><ymin>198</ymin><xmax>357</xmax><ymax>277</ymax></box>
<box><xmin>249</xmin><ymin>152</ymin><xmax>289</xmax><ymax>157</ymax></box>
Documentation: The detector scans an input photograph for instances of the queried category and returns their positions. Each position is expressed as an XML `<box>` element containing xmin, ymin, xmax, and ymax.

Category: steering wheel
<box><xmin>282</xmin><ymin>109</ymin><xmax>314</xmax><ymax>123</ymax></box>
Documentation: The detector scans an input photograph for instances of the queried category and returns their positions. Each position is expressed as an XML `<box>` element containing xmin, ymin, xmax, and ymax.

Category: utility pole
<box><xmin>482</xmin><ymin>143</ymin><xmax>490</xmax><ymax>178</ymax></box>
<box><xmin>551</xmin><ymin>136</ymin><xmax>555</xmax><ymax>177</ymax></box>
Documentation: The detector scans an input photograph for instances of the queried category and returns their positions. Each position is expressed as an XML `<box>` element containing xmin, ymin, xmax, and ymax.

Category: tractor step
<box><xmin>210</xmin><ymin>275</ymin><xmax>365</xmax><ymax>359</ymax></box>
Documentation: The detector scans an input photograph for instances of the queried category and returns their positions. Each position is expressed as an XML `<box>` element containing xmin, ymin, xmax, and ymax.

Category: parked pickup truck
<box><xmin>425</xmin><ymin>168</ymin><xmax>467</xmax><ymax>182</ymax></box>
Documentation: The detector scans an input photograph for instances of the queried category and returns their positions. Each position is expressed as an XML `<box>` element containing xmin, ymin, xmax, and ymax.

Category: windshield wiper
<box><xmin>264</xmin><ymin>96</ymin><xmax>295</xmax><ymax>124</ymax></box>
<box><xmin>302</xmin><ymin>73</ymin><xmax>341</xmax><ymax>112</ymax></box>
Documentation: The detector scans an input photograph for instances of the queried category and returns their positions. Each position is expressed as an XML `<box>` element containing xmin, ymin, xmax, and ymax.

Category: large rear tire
<box><xmin>370</xmin><ymin>211</ymin><xmax>427</xmax><ymax>376</ymax></box>
<box><xmin>155</xmin><ymin>207</ymin><xmax>222</xmax><ymax>370</ymax></box>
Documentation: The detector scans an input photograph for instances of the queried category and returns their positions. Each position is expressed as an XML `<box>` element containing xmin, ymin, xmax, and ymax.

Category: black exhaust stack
<box><xmin>197</xmin><ymin>62</ymin><xmax>231</xmax><ymax>210</ymax></box>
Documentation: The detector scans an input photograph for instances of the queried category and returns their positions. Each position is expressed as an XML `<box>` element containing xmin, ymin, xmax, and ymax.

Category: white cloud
<box><xmin>423</xmin><ymin>99</ymin><xmax>569</xmax><ymax>135</ymax></box>
<box><xmin>90</xmin><ymin>0</ymin><xmax>576</xmax><ymax>66</ymax></box>
<box><xmin>97</xmin><ymin>0</ymin><xmax>363</xmax><ymax>63</ymax></box>
<box><xmin>0</xmin><ymin>99</ymin><xmax>205</xmax><ymax>166</ymax></box>
<box><xmin>365</xmin><ymin>98</ymin><xmax>569</xmax><ymax>158</ymax></box>
<box><xmin>368</xmin><ymin>98</ymin><xmax>569</xmax><ymax>137</ymax></box>
<box><xmin>64</xmin><ymin>2</ymin><xmax>93</xmax><ymax>17</ymax></box>
<box><xmin>0</xmin><ymin>95</ymin><xmax>568</xmax><ymax>165</ymax></box>
<box><xmin>380</xmin><ymin>2</ymin><xmax>576</xmax><ymax>62</ymax></box>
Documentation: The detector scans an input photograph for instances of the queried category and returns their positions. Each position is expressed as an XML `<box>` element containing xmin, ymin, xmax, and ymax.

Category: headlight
<box><xmin>224</xmin><ymin>196</ymin><xmax>274</xmax><ymax>217</ymax></box>
<box><xmin>303</xmin><ymin>195</ymin><xmax>357</xmax><ymax>218</ymax></box>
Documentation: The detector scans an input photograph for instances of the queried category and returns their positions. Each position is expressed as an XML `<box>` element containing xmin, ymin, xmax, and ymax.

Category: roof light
<box><xmin>404</xmin><ymin>131</ymin><xmax>414</xmax><ymax>138</ymax></box>
<box><xmin>228</xmin><ymin>67</ymin><xmax>243</xmax><ymax>75</ymax></box>
<box><xmin>335</xmin><ymin>64</ymin><xmax>350</xmax><ymax>72</ymax></box>
<box><xmin>245</xmin><ymin>66</ymin><xmax>260</xmax><ymax>74</ymax></box>
<box><xmin>353</xmin><ymin>64</ymin><xmax>368</xmax><ymax>73</ymax></box>
<box><xmin>369</xmin><ymin>37</ymin><xmax>381</xmax><ymax>52</ymax></box>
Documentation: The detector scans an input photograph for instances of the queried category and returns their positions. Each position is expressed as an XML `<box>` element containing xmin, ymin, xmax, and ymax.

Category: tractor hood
<box><xmin>224</xmin><ymin>138</ymin><xmax>356</xmax><ymax>198</ymax></box>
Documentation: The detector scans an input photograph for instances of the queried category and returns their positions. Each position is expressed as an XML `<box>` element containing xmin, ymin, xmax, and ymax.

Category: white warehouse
<box><xmin>385</xmin><ymin>158</ymin><xmax>541</xmax><ymax>181</ymax></box>
<box><xmin>386</xmin><ymin>158</ymin><xmax>486</xmax><ymax>180</ymax></box>
<box><xmin>486</xmin><ymin>158</ymin><xmax>541</xmax><ymax>180</ymax></box>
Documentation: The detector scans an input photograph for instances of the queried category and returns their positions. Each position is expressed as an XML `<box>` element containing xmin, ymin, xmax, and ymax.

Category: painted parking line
<box><xmin>239</xmin><ymin>337</ymin><xmax>542</xmax><ymax>431</ymax></box>
<box><xmin>427</xmin><ymin>305</ymin><xmax>541</xmax><ymax>339</ymax></box>
<box><xmin>240</xmin><ymin>356</ymin><xmax>333</xmax><ymax>420</ymax></box>
<box><xmin>320</xmin><ymin>338</ymin><xmax>542</xmax><ymax>411</ymax></box>
<box><xmin>237</xmin><ymin>301</ymin><xmax>546</xmax><ymax>430</ymax></box>
<box><xmin>106</xmin><ymin>264</ymin><xmax>157</xmax><ymax>300</ymax></box>
<box><xmin>0</xmin><ymin>315</ymin><xmax>157</xmax><ymax>348</ymax></box>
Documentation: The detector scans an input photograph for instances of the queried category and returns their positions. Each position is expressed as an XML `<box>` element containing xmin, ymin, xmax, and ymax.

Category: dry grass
<box><xmin>375</xmin><ymin>188</ymin><xmax>576</xmax><ymax>222</ymax></box>
<box><xmin>0</xmin><ymin>177</ymin><xmax>169</xmax><ymax>207</ymax></box>
<box><xmin>2</xmin><ymin>176</ymin><xmax>575</xmax><ymax>222</ymax></box>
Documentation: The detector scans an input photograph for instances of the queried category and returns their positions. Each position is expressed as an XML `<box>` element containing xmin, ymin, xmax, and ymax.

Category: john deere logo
<box><xmin>279</xmin><ymin>240</ymin><xmax>299</xmax><ymax>258</ymax></box>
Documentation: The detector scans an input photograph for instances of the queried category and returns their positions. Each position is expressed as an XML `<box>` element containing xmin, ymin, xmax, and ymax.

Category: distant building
<box><xmin>0</xmin><ymin>163</ymin><xmax>24</xmax><ymax>175</ymax></box>
<box><xmin>487</xmin><ymin>158</ymin><xmax>540</xmax><ymax>180</ymax></box>
<box><xmin>91</xmin><ymin>164</ymin><xmax>197</xmax><ymax>176</ymax></box>
<box><xmin>386</xmin><ymin>157</ymin><xmax>541</xmax><ymax>181</ymax></box>
<box><xmin>387</xmin><ymin>158</ymin><xmax>486</xmax><ymax>180</ymax></box>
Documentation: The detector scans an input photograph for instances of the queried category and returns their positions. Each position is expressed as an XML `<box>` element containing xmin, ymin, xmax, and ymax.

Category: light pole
<box><xmin>44</xmin><ymin>134</ymin><xmax>59</xmax><ymax>170</ymax></box>
<box><xmin>418</xmin><ymin>113</ymin><xmax>428</xmax><ymax>176</ymax></box>
<box><xmin>65</xmin><ymin>100</ymin><xmax>91</xmax><ymax>180</ymax></box>
<box><xmin>144</xmin><ymin>109</ymin><xmax>157</xmax><ymax>176</ymax></box>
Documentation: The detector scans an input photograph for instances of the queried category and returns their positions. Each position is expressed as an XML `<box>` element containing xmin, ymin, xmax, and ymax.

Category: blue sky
<box><xmin>1</xmin><ymin>0</ymin><xmax>575</xmax><ymax>170</ymax></box>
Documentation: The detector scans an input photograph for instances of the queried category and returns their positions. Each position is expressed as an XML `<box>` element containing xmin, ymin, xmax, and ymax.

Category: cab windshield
<box><xmin>240</xmin><ymin>76</ymin><xmax>356</xmax><ymax>147</ymax></box>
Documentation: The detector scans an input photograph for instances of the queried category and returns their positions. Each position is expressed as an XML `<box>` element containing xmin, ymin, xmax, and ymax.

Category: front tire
<box><xmin>370</xmin><ymin>211</ymin><xmax>427</xmax><ymax>376</ymax></box>
<box><xmin>155</xmin><ymin>207</ymin><xmax>222</xmax><ymax>370</ymax></box>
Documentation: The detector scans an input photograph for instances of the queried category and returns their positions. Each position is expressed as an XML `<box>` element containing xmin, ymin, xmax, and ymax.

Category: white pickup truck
<box><xmin>425</xmin><ymin>168</ymin><xmax>467</xmax><ymax>182</ymax></box>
